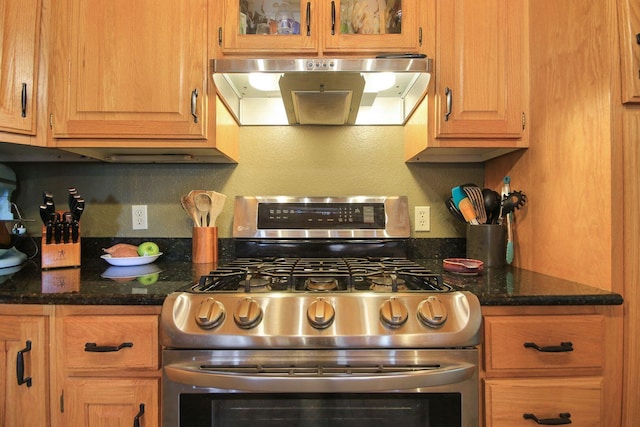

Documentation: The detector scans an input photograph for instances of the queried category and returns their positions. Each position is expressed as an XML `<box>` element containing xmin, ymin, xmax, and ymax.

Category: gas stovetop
<box><xmin>160</xmin><ymin>196</ymin><xmax>482</xmax><ymax>350</ymax></box>
<box><xmin>190</xmin><ymin>257</ymin><xmax>450</xmax><ymax>294</ymax></box>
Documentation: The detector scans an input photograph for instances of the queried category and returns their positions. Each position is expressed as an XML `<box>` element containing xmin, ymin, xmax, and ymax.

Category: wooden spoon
<box><xmin>181</xmin><ymin>195</ymin><xmax>200</xmax><ymax>227</ymax></box>
<box><xmin>194</xmin><ymin>193</ymin><xmax>212</xmax><ymax>227</ymax></box>
<box><xmin>205</xmin><ymin>191</ymin><xmax>226</xmax><ymax>227</ymax></box>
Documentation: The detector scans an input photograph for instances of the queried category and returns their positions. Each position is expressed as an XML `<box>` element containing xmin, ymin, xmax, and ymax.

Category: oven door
<box><xmin>163</xmin><ymin>349</ymin><xmax>479</xmax><ymax>427</ymax></box>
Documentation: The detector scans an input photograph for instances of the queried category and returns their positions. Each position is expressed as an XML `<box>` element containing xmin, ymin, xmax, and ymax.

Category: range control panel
<box><xmin>257</xmin><ymin>202</ymin><xmax>385</xmax><ymax>229</ymax></box>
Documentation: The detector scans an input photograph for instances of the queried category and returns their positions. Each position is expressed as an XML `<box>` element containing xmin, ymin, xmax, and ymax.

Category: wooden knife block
<box><xmin>41</xmin><ymin>224</ymin><xmax>81</xmax><ymax>269</ymax></box>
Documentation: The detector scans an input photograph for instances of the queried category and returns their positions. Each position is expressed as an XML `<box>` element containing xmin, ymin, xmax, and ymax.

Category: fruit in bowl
<box><xmin>137</xmin><ymin>241</ymin><xmax>160</xmax><ymax>256</ymax></box>
<box><xmin>101</xmin><ymin>242</ymin><xmax>162</xmax><ymax>266</ymax></box>
<box><xmin>102</xmin><ymin>242</ymin><xmax>160</xmax><ymax>258</ymax></box>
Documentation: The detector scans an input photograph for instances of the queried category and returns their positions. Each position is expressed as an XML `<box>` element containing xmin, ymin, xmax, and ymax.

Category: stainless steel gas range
<box><xmin>161</xmin><ymin>196</ymin><xmax>482</xmax><ymax>427</ymax></box>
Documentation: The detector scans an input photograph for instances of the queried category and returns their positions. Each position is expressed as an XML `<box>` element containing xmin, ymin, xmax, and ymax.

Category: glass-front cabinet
<box><xmin>218</xmin><ymin>0</ymin><xmax>420</xmax><ymax>54</ymax></box>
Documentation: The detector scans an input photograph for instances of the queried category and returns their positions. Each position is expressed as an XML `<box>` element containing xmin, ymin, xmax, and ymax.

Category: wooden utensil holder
<box><xmin>192</xmin><ymin>227</ymin><xmax>218</xmax><ymax>264</ymax></box>
<box><xmin>41</xmin><ymin>223</ymin><xmax>81</xmax><ymax>269</ymax></box>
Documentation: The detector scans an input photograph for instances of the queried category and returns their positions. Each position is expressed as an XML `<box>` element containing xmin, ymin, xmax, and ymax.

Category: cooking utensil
<box><xmin>482</xmin><ymin>189</ymin><xmax>501</xmax><ymax>224</ymax></box>
<box><xmin>501</xmin><ymin>191</ymin><xmax>527</xmax><ymax>216</ymax></box>
<box><xmin>205</xmin><ymin>191</ymin><xmax>226</xmax><ymax>227</ymax></box>
<box><xmin>501</xmin><ymin>177</ymin><xmax>514</xmax><ymax>264</ymax></box>
<box><xmin>451</xmin><ymin>186</ymin><xmax>479</xmax><ymax>225</ymax></box>
<box><xmin>445</xmin><ymin>197</ymin><xmax>465</xmax><ymax>222</ymax></box>
<box><xmin>194</xmin><ymin>193</ymin><xmax>213</xmax><ymax>227</ymax></box>
<box><xmin>181</xmin><ymin>194</ymin><xmax>200</xmax><ymax>227</ymax></box>
<box><xmin>462</xmin><ymin>183</ymin><xmax>486</xmax><ymax>224</ymax></box>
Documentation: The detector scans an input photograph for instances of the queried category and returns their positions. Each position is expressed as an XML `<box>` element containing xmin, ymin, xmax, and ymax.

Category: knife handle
<box><xmin>45</xmin><ymin>223</ymin><xmax>53</xmax><ymax>245</ymax></box>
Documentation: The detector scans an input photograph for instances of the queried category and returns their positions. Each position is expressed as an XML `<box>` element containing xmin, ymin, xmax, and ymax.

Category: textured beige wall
<box><xmin>10</xmin><ymin>126</ymin><xmax>483</xmax><ymax>238</ymax></box>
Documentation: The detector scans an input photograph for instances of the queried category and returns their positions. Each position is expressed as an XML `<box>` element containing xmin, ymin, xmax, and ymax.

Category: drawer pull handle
<box><xmin>134</xmin><ymin>403</ymin><xmax>145</xmax><ymax>427</ymax></box>
<box><xmin>16</xmin><ymin>340</ymin><xmax>32</xmax><ymax>387</ymax></box>
<box><xmin>524</xmin><ymin>341</ymin><xmax>573</xmax><ymax>352</ymax></box>
<box><xmin>84</xmin><ymin>342</ymin><xmax>133</xmax><ymax>353</ymax></box>
<box><xmin>523</xmin><ymin>412</ymin><xmax>572</xmax><ymax>425</ymax></box>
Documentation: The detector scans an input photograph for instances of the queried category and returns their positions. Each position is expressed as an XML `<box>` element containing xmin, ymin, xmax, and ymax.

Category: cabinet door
<box><xmin>619</xmin><ymin>0</ymin><xmax>640</xmax><ymax>103</ymax></box>
<box><xmin>0</xmin><ymin>0</ymin><xmax>41</xmax><ymax>135</ymax></box>
<box><xmin>436</xmin><ymin>0</ymin><xmax>524</xmax><ymax>138</ymax></box>
<box><xmin>0</xmin><ymin>315</ymin><xmax>49</xmax><ymax>427</ymax></box>
<box><xmin>50</xmin><ymin>0</ymin><xmax>207</xmax><ymax>139</ymax></box>
<box><xmin>484</xmin><ymin>378</ymin><xmax>602</xmax><ymax>427</ymax></box>
<box><xmin>219</xmin><ymin>0</ymin><xmax>320</xmax><ymax>54</ymax></box>
<box><xmin>64</xmin><ymin>378</ymin><xmax>159</xmax><ymax>427</ymax></box>
<box><xmin>322</xmin><ymin>0</ymin><xmax>421</xmax><ymax>53</ymax></box>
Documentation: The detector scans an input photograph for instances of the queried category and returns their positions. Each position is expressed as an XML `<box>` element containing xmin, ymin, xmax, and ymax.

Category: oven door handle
<box><xmin>164</xmin><ymin>363</ymin><xmax>476</xmax><ymax>393</ymax></box>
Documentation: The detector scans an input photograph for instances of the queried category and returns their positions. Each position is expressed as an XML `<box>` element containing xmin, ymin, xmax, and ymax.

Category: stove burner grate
<box><xmin>189</xmin><ymin>257</ymin><xmax>448</xmax><ymax>294</ymax></box>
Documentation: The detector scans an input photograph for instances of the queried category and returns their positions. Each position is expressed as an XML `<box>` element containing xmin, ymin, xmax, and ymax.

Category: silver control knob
<box><xmin>380</xmin><ymin>297</ymin><xmax>408</xmax><ymax>328</ymax></box>
<box><xmin>195</xmin><ymin>297</ymin><xmax>225</xmax><ymax>329</ymax></box>
<box><xmin>233</xmin><ymin>298</ymin><xmax>263</xmax><ymax>329</ymax></box>
<box><xmin>417</xmin><ymin>296</ymin><xmax>448</xmax><ymax>327</ymax></box>
<box><xmin>307</xmin><ymin>297</ymin><xmax>335</xmax><ymax>329</ymax></box>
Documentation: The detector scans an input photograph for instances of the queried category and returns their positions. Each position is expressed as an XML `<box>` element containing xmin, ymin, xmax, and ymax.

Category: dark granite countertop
<box><xmin>0</xmin><ymin>258</ymin><xmax>623</xmax><ymax>306</ymax></box>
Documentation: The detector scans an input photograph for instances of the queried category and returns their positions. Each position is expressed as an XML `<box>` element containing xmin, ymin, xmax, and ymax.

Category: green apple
<box><xmin>137</xmin><ymin>272</ymin><xmax>159</xmax><ymax>285</ymax></box>
<box><xmin>137</xmin><ymin>241</ymin><xmax>160</xmax><ymax>256</ymax></box>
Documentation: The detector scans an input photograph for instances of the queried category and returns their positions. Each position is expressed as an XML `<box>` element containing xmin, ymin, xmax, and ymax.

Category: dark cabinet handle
<box><xmin>191</xmin><ymin>89</ymin><xmax>199</xmax><ymax>123</ymax></box>
<box><xmin>444</xmin><ymin>87</ymin><xmax>452</xmax><ymax>121</ymax></box>
<box><xmin>84</xmin><ymin>342</ymin><xmax>133</xmax><ymax>352</ymax></box>
<box><xmin>134</xmin><ymin>403</ymin><xmax>145</xmax><ymax>427</ymax></box>
<box><xmin>524</xmin><ymin>341</ymin><xmax>573</xmax><ymax>352</ymax></box>
<box><xmin>306</xmin><ymin>2</ymin><xmax>311</xmax><ymax>36</ymax></box>
<box><xmin>523</xmin><ymin>412</ymin><xmax>572</xmax><ymax>425</ymax></box>
<box><xmin>636</xmin><ymin>33</ymin><xmax>640</xmax><ymax>44</ymax></box>
<box><xmin>330</xmin><ymin>1</ymin><xmax>335</xmax><ymax>35</ymax></box>
<box><xmin>16</xmin><ymin>340</ymin><xmax>32</xmax><ymax>387</ymax></box>
<box><xmin>21</xmin><ymin>83</ymin><xmax>27</xmax><ymax>118</ymax></box>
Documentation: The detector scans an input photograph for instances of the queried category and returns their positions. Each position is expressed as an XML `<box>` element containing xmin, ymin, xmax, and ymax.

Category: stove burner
<box><xmin>305</xmin><ymin>277</ymin><xmax>339</xmax><ymax>291</ymax></box>
<box><xmin>369</xmin><ymin>276</ymin><xmax>408</xmax><ymax>292</ymax></box>
<box><xmin>240</xmin><ymin>276</ymin><xmax>272</xmax><ymax>292</ymax></box>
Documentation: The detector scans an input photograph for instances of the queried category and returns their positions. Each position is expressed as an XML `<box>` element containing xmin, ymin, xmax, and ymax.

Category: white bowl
<box><xmin>100</xmin><ymin>253</ymin><xmax>162</xmax><ymax>266</ymax></box>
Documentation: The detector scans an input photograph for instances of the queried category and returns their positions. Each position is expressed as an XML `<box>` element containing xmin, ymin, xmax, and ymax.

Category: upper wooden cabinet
<box><xmin>0</xmin><ymin>0</ymin><xmax>41</xmax><ymax>135</ymax></box>
<box><xmin>47</xmin><ymin>0</ymin><xmax>239</xmax><ymax>162</ymax></box>
<box><xmin>216</xmin><ymin>0</ymin><xmax>421</xmax><ymax>55</ymax></box>
<box><xmin>49</xmin><ymin>0</ymin><xmax>206</xmax><ymax>139</ymax></box>
<box><xmin>405</xmin><ymin>0</ymin><xmax>527</xmax><ymax>162</ymax></box>
<box><xmin>618</xmin><ymin>0</ymin><xmax>640</xmax><ymax>103</ymax></box>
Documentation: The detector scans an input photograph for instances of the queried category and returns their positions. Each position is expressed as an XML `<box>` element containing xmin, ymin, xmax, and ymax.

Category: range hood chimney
<box><xmin>212</xmin><ymin>56</ymin><xmax>432</xmax><ymax>126</ymax></box>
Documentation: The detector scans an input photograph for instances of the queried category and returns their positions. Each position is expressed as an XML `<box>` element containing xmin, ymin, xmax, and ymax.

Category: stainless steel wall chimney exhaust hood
<box><xmin>212</xmin><ymin>56</ymin><xmax>432</xmax><ymax>126</ymax></box>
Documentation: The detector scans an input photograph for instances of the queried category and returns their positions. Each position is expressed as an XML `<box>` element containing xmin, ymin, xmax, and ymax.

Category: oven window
<box><xmin>180</xmin><ymin>393</ymin><xmax>461</xmax><ymax>427</ymax></box>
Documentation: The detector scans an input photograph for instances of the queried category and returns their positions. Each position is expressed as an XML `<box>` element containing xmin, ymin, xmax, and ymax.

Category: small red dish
<box><xmin>443</xmin><ymin>258</ymin><xmax>484</xmax><ymax>275</ymax></box>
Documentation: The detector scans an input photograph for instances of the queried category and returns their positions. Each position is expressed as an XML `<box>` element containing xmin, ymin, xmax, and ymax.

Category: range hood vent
<box><xmin>212</xmin><ymin>57</ymin><xmax>432</xmax><ymax>126</ymax></box>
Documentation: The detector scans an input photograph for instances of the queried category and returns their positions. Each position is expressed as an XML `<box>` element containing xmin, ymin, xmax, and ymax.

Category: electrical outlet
<box><xmin>415</xmin><ymin>206</ymin><xmax>430</xmax><ymax>232</ymax></box>
<box><xmin>132</xmin><ymin>205</ymin><xmax>148</xmax><ymax>230</ymax></box>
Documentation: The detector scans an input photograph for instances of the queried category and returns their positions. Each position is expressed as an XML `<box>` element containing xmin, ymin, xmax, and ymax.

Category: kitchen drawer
<box><xmin>484</xmin><ymin>378</ymin><xmax>603</xmax><ymax>427</ymax></box>
<box><xmin>61</xmin><ymin>315</ymin><xmax>159</xmax><ymax>371</ymax></box>
<box><xmin>484</xmin><ymin>315</ymin><xmax>604</xmax><ymax>375</ymax></box>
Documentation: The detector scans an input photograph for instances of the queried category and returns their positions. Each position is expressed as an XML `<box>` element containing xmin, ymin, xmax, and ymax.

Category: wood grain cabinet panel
<box><xmin>49</xmin><ymin>0</ymin><xmax>207</xmax><ymax>139</ymax></box>
<box><xmin>0</xmin><ymin>307</ymin><xmax>51</xmax><ymax>427</ymax></box>
<box><xmin>65</xmin><ymin>378</ymin><xmax>158</xmax><ymax>427</ymax></box>
<box><xmin>485</xmin><ymin>378</ymin><xmax>603</xmax><ymax>427</ymax></box>
<box><xmin>618</xmin><ymin>0</ymin><xmax>640</xmax><ymax>103</ymax></box>
<box><xmin>0</xmin><ymin>0</ymin><xmax>41</xmax><ymax>135</ymax></box>
<box><xmin>484</xmin><ymin>314</ymin><xmax>604</xmax><ymax>376</ymax></box>
<box><xmin>217</xmin><ymin>0</ymin><xmax>421</xmax><ymax>55</ymax></box>
<box><xmin>61</xmin><ymin>315</ymin><xmax>159</xmax><ymax>372</ymax></box>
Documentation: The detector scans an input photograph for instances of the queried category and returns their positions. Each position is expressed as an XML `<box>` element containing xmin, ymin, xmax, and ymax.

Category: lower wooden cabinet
<box><xmin>481</xmin><ymin>306</ymin><xmax>623</xmax><ymax>427</ymax></box>
<box><xmin>53</xmin><ymin>305</ymin><xmax>161</xmax><ymax>427</ymax></box>
<box><xmin>485</xmin><ymin>378</ymin><xmax>602</xmax><ymax>426</ymax></box>
<box><xmin>64</xmin><ymin>378</ymin><xmax>158</xmax><ymax>426</ymax></box>
<box><xmin>0</xmin><ymin>305</ymin><xmax>52</xmax><ymax>427</ymax></box>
